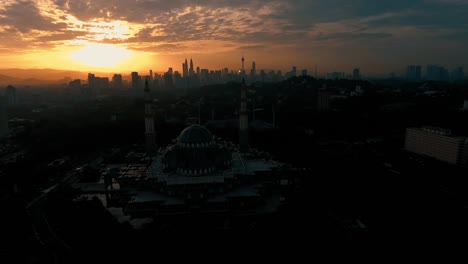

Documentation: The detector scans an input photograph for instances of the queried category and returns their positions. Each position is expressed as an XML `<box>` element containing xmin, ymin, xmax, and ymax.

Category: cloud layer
<box><xmin>0</xmin><ymin>0</ymin><xmax>467</xmax><ymax>73</ymax></box>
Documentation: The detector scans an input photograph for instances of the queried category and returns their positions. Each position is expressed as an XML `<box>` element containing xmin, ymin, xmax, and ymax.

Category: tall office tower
<box><xmin>112</xmin><ymin>74</ymin><xmax>123</xmax><ymax>89</ymax></box>
<box><xmin>451</xmin><ymin>67</ymin><xmax>464</xmax><ymax>81</ymax></box>
<box><xmin>405</xmin><ymin>127</ymin><xmax>468</xmax><ymax>166</ymax></box>
<box><xmin>189</xmin><ymin>58</ymin><xmax>195</xmax><ymax>77</ymax></box>
<box><xmin>131</xmin><ymin>72</ymin><xmax>140</xmax><ymax>89</ymax></box>
<box><xmin>183</xmin><ymin>58</ymin><xmax>189</xmax><ymax>78</ymax></box>
<box><xmin>239</xmin><ymin>79</ymin><xmax>249</xmax><ymax>153</ymax></box>
<box><xmin>0</xmin><ymin>96</ymin><xmax>8</xmax><ymax>138</ymax></box>
<box><xmin>292</xmin><ymin>66</ymin><xmax>297</xmax><ymax>77</ymax></box>
<box><xmin>426</xmin><ymin>65</ymin><xmax>449</xmax><ymax>81</ymax></box>
<box><xmin>150</xmin><ymin>70</ymin><xmax>153</xmax><ymax>82</ymax></box>
<box><xmin>406</xmin><ymin>65</ymin><xmax>422</xmax><ymax>81</ymax></box>
<box><xmin>144</xmin><ymin>80</ymin><xmax>156</xmax><ymax>152</ymax></box>
<box><xmin>317</xmin><ymin>86</ymin><xmax>330</xmax><ymax>112</ymax></box>
<box><xmin>353</xmin><ymin>68</ymin><xmax>361</xmax><ymax>80</ymax></box>
<box><xmin>302</xmin><ymin>69</ymin><xmax>308</xmax><ymax>77</ymax></box>
<box><xmin>88</xmin><ymin>73</ymin><xmax>96</xmax><ymax>90</ymax></box>
<box><xmin>196</xmin><ymin>66</ymin><xmax>200</xmax><ymax>76</ymax></box>
<box><xmin>251</xmin><ymin>61</ymin><xmax>256</xmax><ymax>75</ymax></box>
<box><xmin>241</xmin><ymin>55</ymin><xmax>245</xmax><ymax>76</ymax></box>
<box><xmin>5</xmin><ymin>85</ymin><xmax>17</xmax><ymax>105</ymax></box>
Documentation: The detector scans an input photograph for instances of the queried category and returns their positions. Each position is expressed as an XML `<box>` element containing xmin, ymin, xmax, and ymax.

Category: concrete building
<box><xmin>405</xmin><ymin>127</ymin><xmax>468</xmax><ymax>166</ymax></box>
<box><xmin>144</xmin><ymin>80</ymin><xmax>156</xmax><ymax>153</ymax></box>
<box><xmin>5</xmin><ymin>85</ymin><xmax>17</xmax><ymax>105</ymax></box>
<box><xmin>0</xmin><ymin>96</ymin><xmax>8</xmax><ymax>137</ymax></box>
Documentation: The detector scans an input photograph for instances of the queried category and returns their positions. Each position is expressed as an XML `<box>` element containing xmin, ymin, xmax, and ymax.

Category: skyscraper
<box><xmin>353</xmin><ymin>68</ymin><xmax>361</xmax><ymax>80</ymax></box>
<box><xmin>88</xmin><ymin>73</ymin><xmax>96</xmax><ymax>90</ymax></box>
<box><xmin>0</xmin><ymin>96</ymin><xmax>8</xmax><ymax>138</ymax></box>
<box><xmin>5</xmin><ymin>85</ymin><xmax>17</xmax><ymax>105</ymax></box>
<box><xmin>131</xmin><ymin>72</ymin><xmax>141</xmax><ymax>89</ymax></box>
<box><xmin>144</xmin><ymin>80</ymin><xmax>156</xmax><ymax>152</ymax></box>
<box><xmin>241</xmin><ymin>55</ymin><xmax>245</xmax><ymax>76</ymax></box>
<box><xmin>426</xmin><ymin>65</ymin><xmax>449</xmax><ymax>81</ymax></box>
<box><xmin>239</xmin><ymin>79</ymin><xmax>249</xmax><ymax>153</ymax></box>
<box><xmin>112</xmin><ymin>74</ymin><xmax>123</xmax><ymax>89</ymax></box>
<box><xmin>451</xmin><ymin>67</ymin><xmax>464</xmax><ymax>82</ymax></box>
<box><xmin>189</xmin><ymin>58</ymin><xmax>194</xmax><ymax>77</ymax></box>
<box><xmin>406</xmin><ymin>65</ymin><xmax>422</xmax><ymax>81</ymax></box>
<box><xmin>183</xmin><ymin>58</ymin><xmax>189</xmax><ymax>78</ymax></box>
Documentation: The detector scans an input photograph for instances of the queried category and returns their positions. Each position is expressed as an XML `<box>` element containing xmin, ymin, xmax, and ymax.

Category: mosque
<box><xmin>101</xmin><ymin>78</ymin><xmax>296</xmax><ymax>227</ymax></box>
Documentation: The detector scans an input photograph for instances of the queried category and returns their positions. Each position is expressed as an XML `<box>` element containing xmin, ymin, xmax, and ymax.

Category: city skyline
<box><xmin>0</xmin><ymin>1</ymin><xmax>467</xmax><ymax>75</ymax></box>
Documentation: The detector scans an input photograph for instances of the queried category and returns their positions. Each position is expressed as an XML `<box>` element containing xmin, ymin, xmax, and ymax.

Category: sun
<box><xmin>70</xmin><ymin>43</ymin><xmax>132</xmax><ymax>68</ymax></box>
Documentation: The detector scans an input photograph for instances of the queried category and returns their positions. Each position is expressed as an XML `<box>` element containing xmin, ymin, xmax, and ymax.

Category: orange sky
<box><xmin>0</xmin><ymin>0</ymin><xmax>467</xmax><ymax>76</ymax></box>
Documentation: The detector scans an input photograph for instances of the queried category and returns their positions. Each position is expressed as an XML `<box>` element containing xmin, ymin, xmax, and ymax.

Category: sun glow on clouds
<box><xmin>70</xmin><ymin>43</ymin><xmax>132</xmax><ymax>68</ymax></box>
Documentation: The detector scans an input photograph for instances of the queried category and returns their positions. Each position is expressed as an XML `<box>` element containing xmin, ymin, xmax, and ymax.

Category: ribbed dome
<box><xmin>177</xmin><ymin>125</ymin><xmax>213</xmax><ymax>145</ymax></box>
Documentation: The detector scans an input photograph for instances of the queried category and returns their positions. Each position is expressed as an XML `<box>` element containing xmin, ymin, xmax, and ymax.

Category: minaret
<box><xmin>144</xmin><ymin>80</ymin><xmax>156</xmax><ymax>152</ymax></box>
<box><xmin>239</xmin><ymin>79</ymin><xmax>249</xmax><ymax>153</ymax></box>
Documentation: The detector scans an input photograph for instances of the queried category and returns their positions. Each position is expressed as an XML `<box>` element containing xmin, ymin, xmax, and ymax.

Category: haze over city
<box><xmin>3</xmin><ymin>1</ymin><xmax>468</xmax><ymax>262</ymax></box>
<box><xmin>0</xmin><ymin>0</ymin><xmax>467</xmax><ymax>75</ymax></box>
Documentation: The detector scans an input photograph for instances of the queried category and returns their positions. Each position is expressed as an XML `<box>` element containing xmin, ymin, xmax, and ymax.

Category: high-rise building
<box><xmin>426</xmin><ymin>65</ymin><xmax>449</xmax><ymax>81</ymax></box>
<box><xmin>5</xmin><ymin>85</ymin><xmax>17</xmax><ymax>105</ymax></box>
<box><xmin>241</xmin><ymin>55</ymin><xmax>245</xmax><ymax>76</ymax></box>
<box><xmin>182</xmin><ymin>59</ymin><xmax>189</xmax><ymax>78</ymax></box>
<box><xmin>250</xmin><ymin>61</ymin><xmax>256</xmax><ymax>79</ymax></box>
<box><xmin>144</xmin><ymin>80</ymin><xmax>156</xmax><ymax>153</ymax></box>
<box><xmin>0</xmin><ymin>96</ymin><xmax>8</xmax><ymax>138</ymax></box>
<box><xmin>88</xmin><ymin>73</ymin><xmax>96</xmax><ymax>90</ymax></box>
<box><xmin>189</xmin><ymin>58</ymin><xmax>195</xmax><ymax>77</ymax></box>
<box><xmin>112</xmin><ymin>74</ymin><xmax>123</xmax><ymax>89</ymax></box>
<box><xmin>302</xmin><ymin>69</ymin><xmax>308</xmax><ymax>77</ymax></box>
<box><xmin>353</xmin><ymin>68</ymin><xmax>361</xmax><ymax>80</ymax></box>
<box><xmin>317</xmin><ymin>86</ymin><xmax>330</xmax><ymax>112</ymax></box>
<box><xmin>406</xmin><ymin>65</ymin><xmax>422</xmax><ymax>81</ymax></box>
<box><xmin>131</xmin><ymin>72</ymin><xmax>141</xmax><ymax>89</ymax></box>
<box><xmin>405</xmin><ymin>127</ymin><xmax>468</xmax><ymax>166</ymax></box>
<box><xmin>164</xmin><ymin>69</ymin><xmax>174</xmax><ymax>89</ymax></box>
<box><xmin>239</xmin><ymin>79</ymin><xmax>249</xmax><ymax>153</ymax></box>
<box><xmin>451</xmin><ymin>67</ymin><xmax>464</xmax><ymax>82</ymax></box>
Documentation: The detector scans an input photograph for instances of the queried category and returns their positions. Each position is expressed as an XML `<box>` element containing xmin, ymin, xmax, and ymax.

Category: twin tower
<box><xmin>144</xmin><ymin>78</ymin><xmax>250</xmax><ymax>154</ymax></box>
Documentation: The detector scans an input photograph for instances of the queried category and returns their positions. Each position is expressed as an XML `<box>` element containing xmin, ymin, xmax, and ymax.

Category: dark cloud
<box><xmin>0</xmin><ymin>0</ymin><xmax>467</xmax><ymax>70</ymax></box>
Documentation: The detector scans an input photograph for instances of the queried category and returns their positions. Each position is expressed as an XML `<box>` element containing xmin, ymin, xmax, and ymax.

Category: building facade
<box><xmin>405</xmin><ymin>127</ymin><xmax>468</xmax><ymax>166</ymax></box>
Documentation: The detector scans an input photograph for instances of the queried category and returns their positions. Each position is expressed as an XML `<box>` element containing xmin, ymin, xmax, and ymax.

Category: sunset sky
<box><xmin>0</xmin><ymin>0</ymin><xmax>467</xmax><ymax>75</ymax></box>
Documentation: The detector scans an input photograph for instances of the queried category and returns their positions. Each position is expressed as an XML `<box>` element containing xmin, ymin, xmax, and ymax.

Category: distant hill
<box><xmin>0</xmin><ymin>68</ymin><xmax>128</xmax><ymax>86</ymax></box>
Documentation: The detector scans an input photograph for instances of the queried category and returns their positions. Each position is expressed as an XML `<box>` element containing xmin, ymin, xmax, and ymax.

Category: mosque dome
<box><xmin>161</xmin><ymin>125</ymin><xmax>232</xmax><ymax>176</ymax></box>
<box><xmin>177</xmin><ymin>125</ymin><xmax>214</xmax><ymax>148</ymax></box>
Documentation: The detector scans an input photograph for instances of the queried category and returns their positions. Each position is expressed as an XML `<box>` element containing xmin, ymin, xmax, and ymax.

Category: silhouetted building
<box><xmin>112</xmin><ymin>74</ymin><xmax>123</xmax><ymax>89</ymax></box>
<box><xmin>182</xmin><ymin>58</ymin><xmax>189</xmax><ymax>78</ymax></box>
<box><xmin>302</xmin><ymin>69</ymin><xmax>308</xmax><ymax>77</ymax></box>
<box><xmin>164</xmin><ymin>69</ymin><xmax>174</xmax><ymax>89</ymax></box>
<box><xmin>250</xmin><ymin>61</ymin><xmax>256</xmax><ymax>80</ymax></box>
<box><xmin>87</xmin><ymin>73</ymin><xmax>96</xmax><ymax>90</ymax></box>
<box><xmin>69</xmin><ymin>79</ymin><xmax>81</xmax><ymax>90</ymax></box>
<box><xmin>353</xmin><ymin>68</ymin><xmax>361</xmax><ymax>80</ymax></box>
<box><xmin>0</xmin><ymin>96</ymin><xmax>8</xmax><ymax>137</ymax></box>
<box><xmin>5</xmin><ymin>85</ymin><xmax>17</xmax><ymax>105</ymax></box>
<box><xmin>144</xmin><ymin>80</ymin><xmax>156</xmax><ymax>153</ymax></box>
<box><xmin>407</xmin><ymin>65</ymin><xmax>422</xmax><ymax>81</ymax></box>
<box><xmin>317</xmin><ymin>86</ymin><xmax>331</xmax><ymax>112</ymax></box>
<box><xmin>239</xmin><ymin>79</ymin><xmax>249</xmax><ymax>152</ymax></box>
<box><xmin>426</xmin><ymin>65</ymin><xmax>449</xmax><ymax>81</ymax></box>
<box><xmin>405</xmin><ymin>127</ymin><xmax>468</xmax><ymax>166</ymax></box>
<box><xmin>327</xmin><ymin>72</ymin><xmax>345</xmax><ymax>80</ymax></box>
<box><xmin>131</xmin><ymin>72</ymin><xmax>141</xmax><ymax>89</ymax></box>
<box><xmin>451</xmin><ymin>67</ymin><xmax>464</xmax><ymax>82</ymax></box>
<box><xmin>189</xmin><ymin>58</ymin><xmax>195</xmax><ymax>77</ymax></box>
